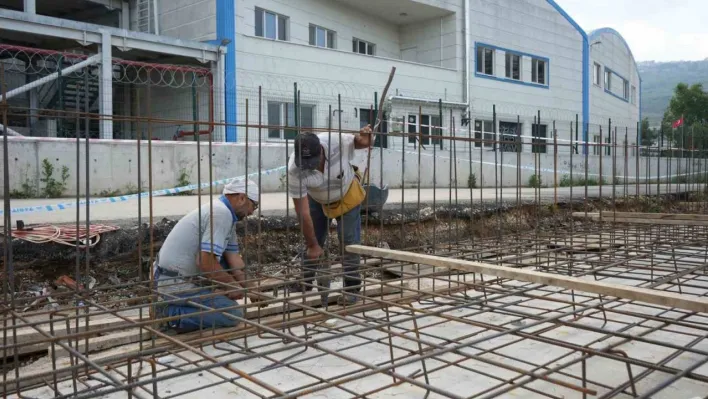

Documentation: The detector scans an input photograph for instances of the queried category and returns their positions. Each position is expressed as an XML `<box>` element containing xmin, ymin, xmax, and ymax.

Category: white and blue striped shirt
<box><xmin>156</xmin><ymin>196</ymin><xmax>239</xmax><ymax>293</ymax></box>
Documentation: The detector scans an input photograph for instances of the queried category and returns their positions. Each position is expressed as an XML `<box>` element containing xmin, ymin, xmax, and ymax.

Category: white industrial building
<box><xmin>0</xmin><ymin>0</ymin><xmax>641</xmax><ymax>155</ymax></box>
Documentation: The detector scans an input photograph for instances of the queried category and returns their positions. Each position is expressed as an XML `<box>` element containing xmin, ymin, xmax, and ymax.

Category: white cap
<box><xmin>223</xmin><ymin>179</ymin><xmax>260</xmax><ymax>202</ymax></box>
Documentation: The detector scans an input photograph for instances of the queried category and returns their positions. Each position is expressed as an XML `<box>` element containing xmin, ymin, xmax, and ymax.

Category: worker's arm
<box><xmin>292</xmin><ymin>197</ymin><xmax>323</xmax><ymax>259</ymax></box>
<box><xmin>198</xmin><ymin>208</ymin><xmax>242</xmax><ymax>296</ymax></box>
<box><xmin>197</xmin><ymin>251</ymin><xmax>240</xmax><ymax>287</ymax></box>
<box><xmin>223</xmin><ymin>251</ymin><xmax>252</xmax><ymax>289</ymax></box>
<box><xmin>354</xmin><ymin>124</ymin><xmax>373</xmax><ymax>149</ymax></box>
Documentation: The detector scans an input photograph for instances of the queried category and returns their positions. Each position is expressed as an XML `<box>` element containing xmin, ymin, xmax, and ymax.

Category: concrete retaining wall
<box><xmin>0</xmin><ymin>137</ymin><xmax>704</xmax><ymax>197</ymax></box>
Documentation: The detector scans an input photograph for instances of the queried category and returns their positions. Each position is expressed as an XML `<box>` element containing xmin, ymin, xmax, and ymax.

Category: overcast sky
<box><xmin>556</xmin><ymin>0</ymin><xmax>708</xmax><ymax>62</ymax></box>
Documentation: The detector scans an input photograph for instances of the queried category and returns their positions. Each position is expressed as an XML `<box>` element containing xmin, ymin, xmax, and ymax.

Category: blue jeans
<box><xmin>163</xmin><ymin>289</ymin><xmax>243</xmax><ymax>332</ymax></box>
<box><xmin>159</xmin><ymin>258</ymin><xmax>243</xmax><ymax>332</ymax></box>
<box><xmin>302</xmin><ymin>195</ymin><xmax>362</xmax><ymax>293</ymax></box>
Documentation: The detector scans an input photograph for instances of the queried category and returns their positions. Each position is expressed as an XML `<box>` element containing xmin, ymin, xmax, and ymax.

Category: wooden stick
<box><xmin>366</xmin><ymin>66</ymin><xmax>397</xmax><ymax>185</ymax></box>
<box><xmin>346</xmin><ymin>245</ymin><xmax>708</xmax><ymax>313</ymax></box>
<box><xmin>599</xmin><ymin>212</ymin><xmax>708</xmax><ymax>221</ymax></box>
<box><xmin>572</xmin><ymin>212</ymin><xmax>708</xmax><ymax>226</ymax></box>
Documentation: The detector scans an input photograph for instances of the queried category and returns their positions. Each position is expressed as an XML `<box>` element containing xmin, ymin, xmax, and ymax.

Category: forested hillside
<box><xmin>639</xmin><ymin>59</ymin><xmax>708</xmax><ymax>126</ymax></box>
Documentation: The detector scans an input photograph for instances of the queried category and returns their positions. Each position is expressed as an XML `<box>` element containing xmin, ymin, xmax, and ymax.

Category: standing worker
<box><xmin>288</xmin><ymin>125</ymin><xmax>373</xmax><ymax>305</ymax></box>
<box><xmin>153</xmin><ymin>179</ymin><xmax>261</xmax><ymax>333</ymax></box>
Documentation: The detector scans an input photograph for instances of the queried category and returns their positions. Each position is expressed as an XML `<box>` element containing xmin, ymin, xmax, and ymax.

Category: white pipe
<box><xmin>217</xmin><ymin>46</ymin><xmax>227</xmax><ymax>142</ymax></box>
<box><xmin>121</xmin><ymin>0</ymin><xmax>130</xmax><ymax>29</ymax></box>
<box><xmin>24</xmin><ymin>0</ymin><xmax>35</xmax><ymax>14</ymax></box>
<box><xmin>0</xmin><ymin>123</ymin><xmax>23</xmax><ymax>136</ymax></box>
<box><xmin>99</xmin><ymin>31</ymin><xmax>113</xmax><ymax>139</ymax></box>
<box><xmin>0</xmin><ymin>54</ymin><xmax>101</xmax><ymax>102</ymax></box>
<box><xmin>464</xmin><ymin>0</ymin><xmax>471</xmax><ymax>113</ymax></box>
<box><xmin>153</xmin><ymin>0</ymin><xmax>160</xmax><ymax>34</ymax></box>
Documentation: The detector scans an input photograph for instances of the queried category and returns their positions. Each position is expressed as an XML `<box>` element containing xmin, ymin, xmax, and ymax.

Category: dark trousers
<box><xmin>302</xmin><ymin>195</ymin><xmax>362</xmax><ymax>293</ymax></box>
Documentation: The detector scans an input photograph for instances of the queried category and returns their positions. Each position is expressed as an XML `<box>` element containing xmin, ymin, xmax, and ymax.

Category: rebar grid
<box><xmin>3</xmin><ymin>62</ymin><xmax>708</xmax><ymax>398</ymax></box>
<box><xmin>2</xmin><ymin>224</ymin><xmax>707</xmax><ymax>398</ymax></box>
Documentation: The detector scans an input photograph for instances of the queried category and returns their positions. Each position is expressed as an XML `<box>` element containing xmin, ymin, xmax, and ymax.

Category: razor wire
<box><xmin>0</xmin><ymin>44</ymin><xmax>212</xmax><ymax>88</ymax></box>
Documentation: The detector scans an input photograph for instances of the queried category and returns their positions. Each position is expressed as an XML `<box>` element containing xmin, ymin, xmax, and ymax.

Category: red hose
<box><xmin>2</xmin><ymin>224</ymin><xmax>120</xmax><ymax>248</ymax></box>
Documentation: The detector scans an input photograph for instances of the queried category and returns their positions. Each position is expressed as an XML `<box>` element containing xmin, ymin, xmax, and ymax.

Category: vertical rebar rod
<box><xmin>635</xmin><ymin>122</ymin><xmax>640</xmax><ymax>197</ymax></box>
<box><xmin>82</xmin><ymin>71</ymin><xmax>92</xmax><ymax>374</ymax></box>
<box><xmin>517</xmin><ymin>115</ymin><xmax>521</xmax><ymax>209</ymax></box>
<box><xmin>73</xmin><ymin>81</ymin><xmax>82</xmax><ymax>369</ymax></box>
<box><xmin>553</xmin><ymin>120</ymin><xmax>557</xmax><ymax>206</ymax></box>
<box><xmin>257</xmin><ymin>86</ymin><xmax>264</xmax><ymax>321</ymax></box>
<box><xmin>493</xmin><ymin>105</ymin><xmax>498</xmax><ymax>213</ymax></box>
<box><xmin>147</xmin><ymin>80</ymin><xmax>155</xmax><ymax>329</ymax></box>
<box><xmin>1</xmin><ymin>58</ymin><xmax>20</xmax><ymax>398</ymax></box>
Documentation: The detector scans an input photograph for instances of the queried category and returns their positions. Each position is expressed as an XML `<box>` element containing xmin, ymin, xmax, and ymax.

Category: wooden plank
<box><xmin>246</xmin><ymin>279</ymin><xmax>406</xmax><ymax>319</ymax></box>
<box><xmin>3</xmin><ymin>316</ymin><xmax>140</xmax><ymax>357</ymax></box>
<box><xmin>49</xmin><ymin>329</ymin><xmax>152</xmax><ymax>359</ymax></box>
<box><xmin>600</xmin><ymin>212</ymin><xmax>708</xmax><ymax>221</ymax></box>
<box><xmin>572</xmin><ymin>212</ymin><xmax>708</xmax><ymax>226</ymax></box>
<box><xmin>47</xmin><ymin>279</ymin><xmax>406</xmax><ymax>359</ymax></box>
<box><xmin>347</xmin><ymin>245</ymin><xmax>708</xmax><ymax>313</ymax></box>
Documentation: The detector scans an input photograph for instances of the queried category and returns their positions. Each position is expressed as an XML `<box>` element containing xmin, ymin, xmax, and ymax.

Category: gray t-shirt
<box><xmin>155</xmin><ymin>196</ymin><xmax>239</xmax><ymax>294</ymax></box>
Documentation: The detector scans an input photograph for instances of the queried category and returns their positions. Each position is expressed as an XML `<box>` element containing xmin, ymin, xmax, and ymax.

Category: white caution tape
<box><xmin>1</xmin><ymin>165</ymin><xmax>287</xmax><ymax>216</ymax></box>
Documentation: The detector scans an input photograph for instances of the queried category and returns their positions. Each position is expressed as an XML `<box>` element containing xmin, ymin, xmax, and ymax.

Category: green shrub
<box><xmin>528</xmin><ymin>174</ymin><xmax>542</xmax><ymax>188</ymax></box>
<box><xmin>467</xmin><ymin>173</ymin><xmax>477</xmax><ymax>189</ymax></box>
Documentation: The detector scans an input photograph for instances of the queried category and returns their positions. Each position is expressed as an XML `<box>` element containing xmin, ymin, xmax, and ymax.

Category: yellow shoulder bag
<box><xmin>321</xmin><ymin>168</ymin><xmax>366</xmax><ymax>219</ymax></box>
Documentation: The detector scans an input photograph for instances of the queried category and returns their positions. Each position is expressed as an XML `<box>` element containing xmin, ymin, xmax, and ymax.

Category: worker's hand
<box><xmin>247</xmin><ymin>293</ymin><xmax>268</xmax><ymax>308</ymax></box>
<box><xmin>226</xmin><ymin>290</ymin><xmax>244</xmax><ymax>301</ymax></box>
<box><xmin>306</xmin><ymin>244</ymin><xmax>324</xmax><ymax>260</ymax></box>
<box><xmin>360</xmin><ymin>124</ymin><xmax>372</xmax><ymax>135</ymax></box>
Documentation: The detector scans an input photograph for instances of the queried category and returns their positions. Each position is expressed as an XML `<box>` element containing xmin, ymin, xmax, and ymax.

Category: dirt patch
<box><xmin>0</xmin><ymin>195</ymin><xmax>699</xmax><ymax>309</ymax></box>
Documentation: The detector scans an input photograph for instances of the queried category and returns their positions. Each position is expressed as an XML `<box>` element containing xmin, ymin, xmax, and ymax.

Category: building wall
<box><xmin>234</xmin><ymin>0</ymin><xmax>465</xmax><ymax>151</ymax></box>
<box><xmin>238</xmin><ymin>0</ymin><xmax>402</xmax><ymax>59</ymax></box>
<box><xmin>158</xmin><ymin>0</ymin><xmax>217</xmax><ymax>41</ymax></box>
<box><xmin>589</xmin><ymin>29</ymin><xmax>641</xmax><ymax>131</ymax></box>
<box><xmin>137</xmin><ymin>85</ymin><xmax>214</xmax><ymax>141</ymax></box>
<box><xmin>399</xmin><ymin>13</ymin><xmax>459</xmax><ymax>69</ymax></box>
<box><xmin>0</xmin><ymin>137</ymin><xmax>698</xmax><ymax>197</ymax></box>
<box><xmin>467</xmin><ymin>0</ymin><xmax>585</xmax><ymax>153</ymax></box>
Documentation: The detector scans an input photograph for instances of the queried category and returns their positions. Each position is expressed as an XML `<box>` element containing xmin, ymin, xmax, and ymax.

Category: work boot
<box><xmin>336</xmin><ymin>293</ymin><xmax>358</xmax><ymax>306</ymax></box>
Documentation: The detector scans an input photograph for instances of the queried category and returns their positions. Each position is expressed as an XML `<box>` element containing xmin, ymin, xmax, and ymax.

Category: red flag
<box><xmin>672</xmin><ymin>117</ymin><xmax>684</xmax><ymax>129</ymax></box>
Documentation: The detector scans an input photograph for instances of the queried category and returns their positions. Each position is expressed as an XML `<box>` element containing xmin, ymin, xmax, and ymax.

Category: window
<box><xmin>309</xmin><ymin>24</ymin><xmax>335</xmax><ymax>49</ymax></box>
<box><xmin>531</xmin><ymin>58</ymin><xmax>546</xmax><ymax>85</ymax></box>
<box><xmin>505</xmin><ymin>53</ymin><xmax>520</xmax><ymax>80</ymax></box>
<box><xmin>631</xmin><ymin>85</ymin><xmax>637</xmax><ymax>105</ymax></box>
<box><xmin>623</xmin><ymin>80</ymin><xmax>630</xmax><ymax>100</ymax></box>
<box><xmin>531</xmin><ymin>123</ymin><xmax>547</xmax><ymax>153</ymax></box>
<box><xmin>267</xmin><ymin>101</ymin><xmax>314</xmax><ymax>139</ymax></box>
<box><xmin>407</xmin><ymin>114</ymin><xmax>442</xmax><ymax>148</ymax></box>
<box><xmin>476</xmin><ymin>46</ymin><xmax>494</xmax><ymax>75</ymax></box>
<box><xmin>593</xmin><ymin>63</ymin><xmax>601</xmax><ymax>86</ymax></box>
<box><xmin>255</xmin><ymin>8</ymin><xmax>288</xmax><ymax>41</ymax></box>
<box><xmin>474</xmin><ymin>119</ymin><xmax>494</xmax><ymax>148</ymax></box>
<box><xmin>604</xmin><ymin>69</ymin><xmax>611</xmax><ymax>90</ymax></box>
<box><xmin>499</xmin><ymin>121</ymin><xmax>521</xmax><ymax>152</ymax></box>
<box><xmin>353</xmin><ymin>38</ymin><xmax>375</xmax><ymax>55</ymax></box>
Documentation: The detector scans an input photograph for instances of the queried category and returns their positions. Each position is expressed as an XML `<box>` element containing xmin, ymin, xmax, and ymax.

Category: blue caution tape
<box><xmin>2</xmin><ymin>165</ymin><xmax>287</xmax><ymax>216</ymax></box>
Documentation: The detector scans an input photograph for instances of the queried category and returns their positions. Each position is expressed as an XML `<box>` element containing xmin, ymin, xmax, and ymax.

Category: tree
<box><xmin>640</xmin><ymin>117</ymin><xmax>657</xmax><ymax>146</ymax></box>
<box><xmin>661</xmin><ymin>83</ymin><xmax>708</xmax><ymax>149</ymax></box>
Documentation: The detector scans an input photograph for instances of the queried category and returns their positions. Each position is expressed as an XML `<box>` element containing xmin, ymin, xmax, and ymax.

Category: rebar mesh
<box><xmin>1</xmin><ymin>55</ymin><xmax>708</xmax><ymax>399</ymax></box>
